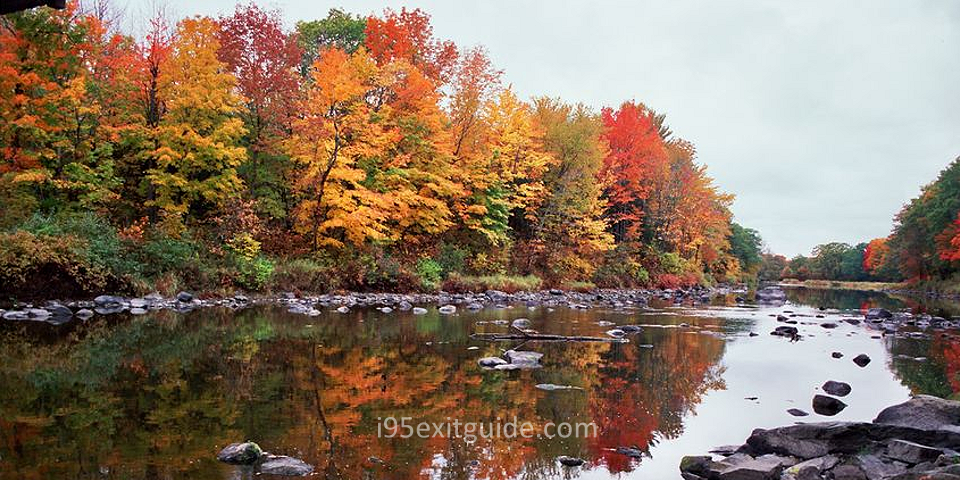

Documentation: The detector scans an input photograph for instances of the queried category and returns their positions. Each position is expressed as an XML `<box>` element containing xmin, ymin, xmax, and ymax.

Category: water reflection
<box><xmin>0</xmin><ymin>289</ymin><xmax>959</xmax><ymax>479</ymax></box>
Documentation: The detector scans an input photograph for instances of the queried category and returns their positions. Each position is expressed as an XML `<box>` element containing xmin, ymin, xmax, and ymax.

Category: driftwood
<box><xmin>471</xmin><ymin>326</ymin><xmax>627</xmax><ymax>343</ymax></box>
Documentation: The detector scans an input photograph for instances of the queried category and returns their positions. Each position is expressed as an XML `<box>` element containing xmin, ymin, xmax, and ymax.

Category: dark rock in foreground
<box><xmin>680</xmin><ymin>395</ymin><xmax>960</xmax><ymax>480</ymax></box>
<box><xmin>853</xmin><ymin>354</ymin><xmax>872</xmax><ymax>367</ymax></box>
<box><xmin>259</xmin><ymin>455</ymin><xmax>314</xmax><ymax>476</ymax></box>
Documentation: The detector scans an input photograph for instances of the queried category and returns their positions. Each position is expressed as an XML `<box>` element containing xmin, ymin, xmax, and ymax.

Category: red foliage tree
<box><xmin>364</xmin><ymin>8</ymin><xmax>458</xmax><ymax>84</ymax></box>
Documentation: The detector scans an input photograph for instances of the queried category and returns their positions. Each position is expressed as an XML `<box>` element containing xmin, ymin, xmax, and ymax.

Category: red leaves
<box><xmin>364</xmin><ymin>8</ymin><xmax>458</xmax><ymax>84</ymax></box>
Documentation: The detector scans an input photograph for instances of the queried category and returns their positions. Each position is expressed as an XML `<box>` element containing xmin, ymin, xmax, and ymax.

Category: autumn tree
<box><xmin>218</xmin><ymin>3</ymin><xmax>301</xmax><ymax>220</ymax></box>
<box><xmin>599</xmin><ymin>101</ymin><xmax>670</xmax><ymax>242</ymax></box>
<box><xmin>296</xmin><ymin>8</ymin><xmax>366</xmax><ymax>76</ymax></box>
<box><xmin>146</xmin><ymin>16</ymin><xmax>246</xmax><ymax>231</ymax></box>
<box><xmin>364</xmin><ymin>8</ymin><xmax>458</xmax><ymax>84</ymax></box>
<box><xmin>519</xmin><ymin>98</ymin><xmax>612</xmax><ymax>282</ymax></box>
<box><xmin>286</xmin><ymin>47</ymin><xmax>392</xmax><ymax>249</ymax></box>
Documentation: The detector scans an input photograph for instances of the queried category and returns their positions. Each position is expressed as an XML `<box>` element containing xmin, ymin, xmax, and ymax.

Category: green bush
<box><xmin>416</xmin><ymin>258</ymin><xmax>443</xmax><ymax>291</ymax></box>
<box><xmin>236</xmin><ymin>256</ymin><xmax>275</xmax><ymax>291</ymax></box>
<box><xmin>270</xmin><ymin>257</ymin><xmax>332</xmax><ymax>292</ymax></box>
<box><xmin>0</xmin><ymin>230</ymin><xmax>112</xmax><ymax>298</ymax></box>
<box><xmin>436</xmin><ymin>243</ymin><xmax>466</xmax><ymax>275</ymax></box>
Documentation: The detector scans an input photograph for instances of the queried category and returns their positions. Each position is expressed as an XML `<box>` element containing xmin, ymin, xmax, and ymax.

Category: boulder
<box><xmin>398</xmin><ymin>301</ymin><xmax>413</xmax><ymax>311</ymax></box>
<box><xmin>46</xmin><ymin>305</ymin><xmax>73</xmax><ymax>317</ymax></box>
<box><xmin>478</xmin><ymin>357</ymin><xmax>508</xmax><ymax>368</ymax></box>
<box><xmin>886</xmin><ymin>439</ymin><xmax>944</xmax><ymax>464</ymax></box>
<box><xmin>832</xmin><ymin>352</ymin><xmax>844</xmax><ymax>359</ymax></box>
<box><xmin>866</xmin><ymin>308</ymin><xmax>893</xmax><ymax>320</ymax></box>
<box><xmin>75</xmin><ymin>308</ymin><xmax>94</xmax><ymax>319</ymax></box>
<box><xmin>823</xmin><ymin>381</ymin><xmax>852</xmax><ymax>397</ymax></box>
<box><xmin>718</xmin><ymin>454</ymin><xmax>796</xmax><ymax>480</ymax></box>
<box><xmin>336</xmin><ymin>306</ymin><xmax>350</xmax><ymax>314</ymax></box>
<box><xmin>412</xmin><ymin>307</ymin><xmax>428</xmax><ymax>315</ymax></box>
<box><xmin>853</xmin><ymin>354</ymin><xmax>872</xmax><ymax>367</ymax></box>
<box><xmin>438</xmin><ymin>305</ymin><xmax>456</xmax><ymax>314</ymax></box>
<box><xmin>504</xmin><ymin>349</ymin><xmax>543</xmax><ymax>369</ymax></box>
<box><xmin>259</xmin><ymin>455</ymin><xmax>313</xmax><ymax>476</ymax></box>
<box><xmin>511</xmin><ymin>318</ymin><xmax>531</xmax><ymax>329</ymax></box>
<box><xmin>176</xmin><ymin>291</ymin><xmax>194</xmax><ymax>302</ymax></box>
<box><xmin>94</xmin><ymin>295</ymin><xmax>124</xmax><ymax>307</ymax></box>
<box><xmin>874</xmin><ymin>395</ymin><xmax>960</xmax><ymax>433</ymax></box>
<box><xmin>788</xmin><ymin>409</ymin><xmax>810</xmax><ymax>417</ymax></box>
<box><xmin>615</xmin><ymin>446</ymin><xmax>644</xmax><ymax>458</ymax></box>
<box><xmin>772</xmin><ymin>326</ymin><xmax>799</xmax><ymax>337</ymax></box>
<box><xmin>813</xmin><ymin>395</ymin><xmax>848</xmax><ymax>416</ymax></box>
<box><xmin>781</xmin><ymin>455</ymin><xmax>840</xmax><ymax>480</ymax></box>
<box><xmin>466</xmin><ymin>302</ymin><xmax>484</xmax><ymax>311</ymax></box>
<box><xmin>216</xmin><ymin>442</ymin><xmax>263</xmax><ymax>465</ymax></box>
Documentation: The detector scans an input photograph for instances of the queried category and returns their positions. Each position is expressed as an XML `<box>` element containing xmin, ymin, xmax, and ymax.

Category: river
<box><xmin>1</xmin><ymin>287</ymin><xmax>958</xmax><ymax>479</ymax></box>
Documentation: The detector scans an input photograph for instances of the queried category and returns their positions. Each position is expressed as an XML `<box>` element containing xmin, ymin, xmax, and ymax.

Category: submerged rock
<box><xmin>412</xmin><ymin>307</ymin><xmax>428</xmax><ymax>315</ymax></box>
<box><xmin>259</xmin><ymin>455</ymin><xmax>313</xmax><ymax>476</ymax></box>
<box><xmin>438</xmin><ymin>305</ymin><xmax>456</xmax><ymax>314</ymax></box>
<box><xmin>478</xmin><ymin>357</ymin><xmax>508</xmax><ymax>369</ymax></box>
<box><xmin>504</xmin><ymin>350</ymin><xmax>543</xmax><ymax>369</ymax></box>
<box><xmin>217</xmin><ymin>442</ymin><xmax>263</xmax><ymax>465</ymax></box>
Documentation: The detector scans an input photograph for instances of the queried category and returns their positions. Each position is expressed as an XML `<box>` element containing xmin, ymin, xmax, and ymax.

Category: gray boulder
<box><xmin>504</xmin><ymin>349</ymin><xmax>543</xmax><ymax>369</ymax></box>
<box><xmin>866</xmin><ymin>308</ymin><xmax>893</xmax><ymax>320</ymax></box>
<box><xmin>874</xmin><ymin>395</ymin><xmax>960</xmax><ymax>433</ymax></box>
<box><xmin>813</xmin><ymin>395</ymin><xmax>848</xmax><ymax>416</ymax></box>
<box><xmin>478</xmin><ymin>357</ymin><xmax>508</xmax><ymax>369</ymax></box>
<box><xmin>823</xmin><ymin>381</ymin><xmax>852</xmax><ymax>397</ymax></box>
<box><xmin>216</xmin><ymin>442</ymin><xmax>263</xmax><ymax>465</ymax></box>
<box><xmin>259</xmin><ymin>455</ymin><xmax>314</xmax><ymax>476</ymax></box>
<box><xmin>176</xmin><ymin>291</ymin><xmax>194</xmax><ymax>302</ymax></box>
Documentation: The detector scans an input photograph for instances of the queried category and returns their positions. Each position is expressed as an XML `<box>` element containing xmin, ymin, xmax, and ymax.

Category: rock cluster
<box><xmin>680</xmin><ymin>395</ymin><xmax>960</xmax><ymax>480</ymax></box>
<box><xmin>216</xmin><ymin>442</ymin><xmax>313</xmax><ymax>476</ymax></box>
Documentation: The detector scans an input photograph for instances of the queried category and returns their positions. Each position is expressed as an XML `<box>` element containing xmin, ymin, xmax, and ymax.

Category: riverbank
<box><xmin>0</xmin><ymin>284</ymin><xmax>742</xmax><ymax>322</ymax></box>
<box><xmin>680</xmin><ymin>395</ymin><xmax>960</xmax><ymax>480</ymax></box>
<box><xmin>781</xmin><ymin>279</ymin><xmax>960</xmax><ymax>302</ymax></box>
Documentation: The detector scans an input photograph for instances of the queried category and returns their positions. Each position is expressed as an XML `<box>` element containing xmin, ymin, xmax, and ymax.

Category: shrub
<box><xmin>436</xmin><ymin>243</ymin><xmax>466</xmax><ymax>275</ymax></box>
<box><xmin>236</xmin><ymin>256</ymin><xmax>275</xmax><ymax>291</ymax></box>
<box><xmin>0</xmin><ymin>230</ymin><xmax>112</xmax><ymax>298</ymax></box>
<box><xmin>442</xmin><ymin>273</ymin><xmax>542</xmax><ymax>293</ymax></box>
<box><xmin>415</xmin><ymin>258</ymin><xmax>443</xmax><ymax>291</ymax></box>
<box><xmin>270</xmin><ymin>257</ymin><xmax>332</xmax><ymax>293</ymax></box>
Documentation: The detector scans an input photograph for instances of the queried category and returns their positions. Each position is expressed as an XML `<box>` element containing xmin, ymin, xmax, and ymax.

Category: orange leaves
<box><xmin>364</xmin><ymin>8</ymin><xmax>458</xmax><ymax>84</ymax></box>
<box><xmin>937</xmin><ymin>214</ymin><xmax>960</xmax><ymax>262</ymax></box>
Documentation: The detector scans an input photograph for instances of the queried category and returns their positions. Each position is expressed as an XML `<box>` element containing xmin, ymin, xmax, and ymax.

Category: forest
<box><xmin>774</xmin><ymin>156</ymin><xmax>960</xmax><ymax>290</ymax></box>
<box><xmin>0</xmin><ymin>3</ymin><xmax>766</xmax><ymax>299</ymax></box>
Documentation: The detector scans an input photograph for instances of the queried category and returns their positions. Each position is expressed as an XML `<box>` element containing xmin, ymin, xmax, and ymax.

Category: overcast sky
<box><xmin>158</xmin><ymin>0</ymin><xmax>960</xmax><ymax>257</ymax></box>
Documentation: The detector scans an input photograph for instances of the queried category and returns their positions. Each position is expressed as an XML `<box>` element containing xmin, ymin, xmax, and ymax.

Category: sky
<box><xmin>156</xmin><ymin>0</ymin><xmax>960</xmax><ymax>257</ymax></box>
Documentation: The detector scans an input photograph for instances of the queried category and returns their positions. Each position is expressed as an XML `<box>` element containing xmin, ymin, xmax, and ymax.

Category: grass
<box><xmin>442</xmin><ymin>273</ymin><xmax>543</xmax><ymax>293</ymax></box>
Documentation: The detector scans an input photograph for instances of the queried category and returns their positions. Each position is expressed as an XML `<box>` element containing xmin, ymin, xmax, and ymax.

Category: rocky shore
<box><xmin>0</xmin><ymin>284</ymin><xmax>734</xmax><ymax>324</ymax></box>
<box><xmin>680</xmin><ymin>395</ymin><xmax>960</xmax><ymax>480</ymax></box>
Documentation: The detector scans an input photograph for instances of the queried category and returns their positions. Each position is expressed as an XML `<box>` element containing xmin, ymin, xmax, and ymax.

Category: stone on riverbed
<box><xmin>504</xmin><ymin>349</ymin><xmax>543</xmax><ymax>369</ymax></box>
<box><xmin>866</xmin><ymin>308</ymin><xmax>893</xmax><ymax>320</ymax></box>
<box><xmin>412</xmin><ymin>307</ymin><xmax>428</xmax><ymax>315</ymax></box>
<box><xmin>771</xmin><ymin>326</ymin><xmax>799</xmax><ymax>337</ymax></box>
<box><xmin>176</xmin><ymin>291</ymin><xmax>194</xmax><ymax>302</ymax></box>
<box><xmin>217</xmin><ymin>442</ymin><xmax>263</xmax><ymax>465</ymax></box>
<box><xmin>478</xmin><ymin>357</ymin><xmax>508</xmax><ymax>369</ymax></box>
<box><xmin>556</xmin><ymin>456</ymin><xmax>585</xmax><ymax>467</ymax></box>
<box><xmin>438</xmin><ymin>305</ymin><xmax>456</xmax><ymax>314</ymax></box>
<box><xmin>259</xmin><ymin>455</ymin><xmax>314</xmax><ymax>476</ymax></box>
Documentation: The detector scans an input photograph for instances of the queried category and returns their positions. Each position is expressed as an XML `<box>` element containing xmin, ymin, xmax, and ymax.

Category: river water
<box><xmin>1</xmin><ymin>287</ymin><xmax>959</xmax><ymax>479</ymax></box>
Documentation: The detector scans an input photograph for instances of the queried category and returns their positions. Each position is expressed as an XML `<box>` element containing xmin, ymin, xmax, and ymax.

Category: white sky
<box><xmin>152</xmin><ymin>0</ymin><xmax>960</xmax><ymax>257</ymax></box>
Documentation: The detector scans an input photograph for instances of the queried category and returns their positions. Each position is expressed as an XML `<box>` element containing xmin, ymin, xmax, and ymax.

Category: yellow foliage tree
<box><xmin>147</xmin><ymin>16</ymin><xmax>247</xmax><ymax>231</ymax></box>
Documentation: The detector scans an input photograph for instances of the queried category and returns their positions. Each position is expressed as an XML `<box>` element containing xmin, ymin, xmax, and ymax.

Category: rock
<box><xmin>832</xmin><ymin>352</ymin><xmax>844</xmax><ymax>359</ymax></box>
<box><xmin>336</xmin><ymin>306</ymin><xmax>349</xmax><ymax>314</ymax></box>
<box><xmin>412</xmin><ymin>307</ymin><xmax>428</xmax><ymax>315</ymax></box>
<box><xmin>782</xmin><ymin>455</ymin><xmax>840</xmax><ymax>480</ymax></box>
<box><xmin>130</xmin><ymin>308</ymin><xmax>148</xmax><ymax>315</ymax></box>
<box><xmin>772</xmin><ymin>326</ymin><xmax>799</xmax><ymax>337</ymax></box>
<box><xmin>216</xmin><ymin>442</ymin><xmax>263</xmax><ymax>465</ymax></box>
<box><xmin>144</xmin><ymin>292</ymin><xmax>164</xmax><ymax>301</ymax></box>
<box><xmin>681</xmin><ymin>455</ymin><xmax>721</xmax><ymax>478</ymax></box>
<box><xmin>466</xmin><ymin>302</ymin><xmax>483</xmax><ymax>311</ymax></box>
<box><xmin>75</xmin><ymin>308</ymin><xmax>94</xmax><ymax>319</ymax></box>
<box><xmin>511</xmin><ymin>318</ymin><xmax>531</xmax><ymax>329</ymax></box>
<box><xmin>821</xmin><ymin>322</ymin><xmax>839</xmax><ymax>329</ymax></box>
<box><xmin>710</xmin><ymin>445</ymin><xmax>743</xmax><ymax>456</ymax></box>
<box><xmin>829</xmin><ymin>464</ymin><xmax>867</xmax><ymax>479</ymax></box>
<box><xmin>478</xmin><ymin>357</ymin><xmax>508</xmax><ymax>368</ymax></box>
<box><xmin>176</xmin><ymin>291</ymin><xmax>194</xmax><ymax>302</ymax></box>
<box><xmin>94</xmin><ymin>295</ymin><xmax>124</xmax><ymax>307</ymax></box>
<box><xmin>378</xmin><ymin>306</ymin><xmax>393</xmax><ymax>313</ymax></box>
<box><xmin>259</xmin><ymin>455</ymin><xmax>314</xmax><ymax>476</ymax></box>
<box><xmin>46</xmin><ymin>305</ymin><xmax>72</xmax><ymax>317</ymax></box>
<box><xmin>718</xmin><ymin>453</ymin><xmax>796</xmax><ymax>480</ymax></box>
<box><xmin>620</xmin><ymin>324</ymin><xmax>643</xmax><ymax>333</ymax></box>
<box><xmin>847</xmin><ymin>453</ymin><xmax>909</xmax><ymax>479</ymax></box>
<box><xmin>823</xmin><ymin>381</ymin><xmax>852</xmax><ymax>397</ymax></box>
<box><xmin>535</xmin><ymin>384</ymin><xmax>583</xmax><ymax>391</ymax></box>
<box><xmin>813</xmin><ymin>395</ymin><xmax>848</xmax><ymax>416</ymax></box>
<box><xmin>27</xmin><ymin>308</ymin><xmax>51</xmax><ymax>318</ymax></box>
<box><xmin>398</xmin><ymin>301</ymin><xmax>413</xmax><ymax>311</ymax></box>
<box><xmin>129</xmin><ymin>298</ymin><xmax>148</xmax><ymax>308</ymax></box>
<box><xmin>866</xmin><ymin>308</ymin><xmax>893</xmax><ymax>319</ymax></box>
<box><xmin>2</xmin><ymin>310</ymin><xmax>28</xmax><ymax>320</ymax></box>
<box><xmin>788</xmin><ymin>409</ymin><xmax>810</xmax><ymax>417</ymax></box>
<box><xmin>756</xmin><ymin>287</ymin><xmax>787</xmax><ymax>303</ymax></box>
<box><xmin>853</xmin><ymin>354</ymin><xmax>872</xmax><ymax>368</ymax></box>
<box><xmin>616</xmin><ymin>446</ymin><xmax>644</xmax><ymax>458</ymax></box>
<box><xmin>777</xmin><ymin>315</ymin><xmax>789</xmax><ymax>322</ymax></box>
<box><xmin>438</xmin><ymin>305</ymin><xmax>456</xmax><ymax>314</ymax></box>
<box><xmin>874</xmin><ymin>395</ymin><xmax>960</xmax><ymax>433</ymax></box>
<box><xmin>606</xmin><ymin>328</ymin><xmax>627</xmax><ymax>338</ymax></box>
<box><xmin>557</xmin><ymin>456</ymin><xmax>585</xmax><ymax>467</ymax></box>
<box><xmin>886</xmin><ymin>439</ymin><xmax>944</xmax><ymax>464</ymax></box>
<box><xmin>504</xmin><ymin>349</ymin><xmax>543</xmax><ymax>369</ymax></box>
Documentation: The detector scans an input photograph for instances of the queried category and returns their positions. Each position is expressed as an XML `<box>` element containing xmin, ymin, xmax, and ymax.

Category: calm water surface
<box><xmin>2</xmin><ymin>287</ymin><xmax>960</xmax><ymax>479</ymax></box>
